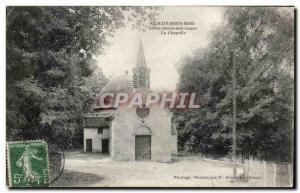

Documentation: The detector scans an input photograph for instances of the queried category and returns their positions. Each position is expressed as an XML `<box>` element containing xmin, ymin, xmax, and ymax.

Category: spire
<box><xmin>136</xmin><ymin>39</ymin><xmax>147</xmax><ymax>68</ymax></box>
<box><xmin>132</xmin><ymin>38</ymin><xmax>150</xmax><ymax>89</ymax></box>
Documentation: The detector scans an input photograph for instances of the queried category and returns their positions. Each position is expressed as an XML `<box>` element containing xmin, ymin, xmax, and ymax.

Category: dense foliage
<box><xmin>175</xmin><ymin>7</ymin><xmax>294</xmax><ymax>163</ymax></box>
<box><xmin>6</xmin><ymin>6</ymin><xmax>159</xmax><ymax>148</ymax></box>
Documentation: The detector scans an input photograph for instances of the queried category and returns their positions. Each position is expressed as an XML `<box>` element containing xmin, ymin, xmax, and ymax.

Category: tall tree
<box><xmin>175</xmin><ymin>7</ymin><xmax>294</xmax><ymax>162</ymax></box>
<box><xmin>6</xmin><ymin>7</ymin><xmax>160</xmax><ymax>146</ymax></box>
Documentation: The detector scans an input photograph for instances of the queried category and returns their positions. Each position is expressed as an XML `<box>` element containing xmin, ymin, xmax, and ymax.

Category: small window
<box><xmin>98</xmin><ymin>128</ymin><xmax>103</xmax><ymax>134</ymax></box>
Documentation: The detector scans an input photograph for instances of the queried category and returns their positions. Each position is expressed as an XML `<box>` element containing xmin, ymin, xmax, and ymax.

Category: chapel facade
<box><xmin>83</xmin><ymin>40</ymin><xmax>177</xmax><ymax>162</ymax></box>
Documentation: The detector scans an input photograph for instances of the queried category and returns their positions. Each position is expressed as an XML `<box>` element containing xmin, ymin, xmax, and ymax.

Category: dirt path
<box><xmin>53</xmin><ymin>151</ymin><xmax>256</xmax><ymax>187</ymax></box>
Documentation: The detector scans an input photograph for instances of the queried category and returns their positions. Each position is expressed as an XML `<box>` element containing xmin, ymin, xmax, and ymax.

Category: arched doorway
<box><xmin>134</xmin><ymin>126</ymin><xmax>152</xmax><ymax>161</ymax></box>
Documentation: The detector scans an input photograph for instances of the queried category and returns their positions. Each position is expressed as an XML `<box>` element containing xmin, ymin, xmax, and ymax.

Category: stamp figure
<box><xmin>7</xmin><ymin>140</ymin><xmax>49</xmax><ymax>187</ymax></box>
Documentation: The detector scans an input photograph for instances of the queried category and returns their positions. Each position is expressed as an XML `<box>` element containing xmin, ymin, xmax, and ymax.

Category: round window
<box><xmin>136</xmin><ymin>105</ymin><xmax>150</xmax><ymax>119</ymax></box>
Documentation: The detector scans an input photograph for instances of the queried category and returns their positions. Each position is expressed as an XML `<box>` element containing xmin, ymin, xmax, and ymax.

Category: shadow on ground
<box><xmin>50</xmin><ymin>169</ymin><xmax>104</xmax><ymax>187</ymax></box>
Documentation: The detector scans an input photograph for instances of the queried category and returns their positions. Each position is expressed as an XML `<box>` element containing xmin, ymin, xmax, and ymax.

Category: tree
<box><xmin>6</xmin><ymin>6</ymin><xmax>160</xmax><ymax>147</ymax></box>
<box><xmin>175</xmin><ymin>7</ymin><xmax>294</xmax><ymax>163</ymax></box>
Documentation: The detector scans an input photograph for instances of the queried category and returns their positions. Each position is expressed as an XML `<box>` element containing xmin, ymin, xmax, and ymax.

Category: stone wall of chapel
<box><xmin>111</xmin><ymin>105</ymin><xmax>172</xmax><ymax>162</ymax></box>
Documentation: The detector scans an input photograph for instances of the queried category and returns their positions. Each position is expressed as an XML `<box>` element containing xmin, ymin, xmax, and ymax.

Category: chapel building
<box><xmin>83</xmin><ymin>40</ymin><xmax>177</xmax><ymax>162</ymax></box>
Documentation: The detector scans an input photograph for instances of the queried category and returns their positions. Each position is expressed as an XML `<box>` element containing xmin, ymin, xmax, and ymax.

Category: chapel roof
<box><xmin>99</xmin><ymin>74</ymin><xmax>133</xmax><ymax>95</ymax></box>
<box><xmin>136</xmin><ymin>39</ymin><xmax>147</xmax><ymax>68</ymax></box>
<box><xmin>93</xmin><ymin>74</ymin><xmax>133</xmax><ymax>110</ymax></box>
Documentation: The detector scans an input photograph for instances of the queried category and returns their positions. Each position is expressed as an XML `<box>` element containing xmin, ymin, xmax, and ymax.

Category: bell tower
<box><xmin>132</xmin><ymin>39</ymin><xmax>150</xmax><ymax>90</ymax></box>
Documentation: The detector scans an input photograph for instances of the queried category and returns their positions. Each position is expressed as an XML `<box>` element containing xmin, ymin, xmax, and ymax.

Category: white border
<box><xmin>0</xmin><ymin>0</ymin><xmax>297</xmax><ymax>6</ymax></box>
<box><xmin>1</xmin><ymin>1</ymin><xmax>298</xmax><ymax>193</ymax></box>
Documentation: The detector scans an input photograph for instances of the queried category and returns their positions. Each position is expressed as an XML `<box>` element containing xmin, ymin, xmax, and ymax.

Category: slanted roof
<box><xmin>136</xmin><ymin>39</ymin><xmax>147</xmax><ymax>68</ymax></box>
<box><xmin>83</xmin><ymin>110</ymin><xmax>114</xmax><ymax>128</ymax></box>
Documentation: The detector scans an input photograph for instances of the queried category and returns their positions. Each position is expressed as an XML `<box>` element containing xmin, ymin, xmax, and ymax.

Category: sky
<box><xmin>96</xmin><ymin>7</ymin><xmax>224</xmax><ymax>91</ymax></box>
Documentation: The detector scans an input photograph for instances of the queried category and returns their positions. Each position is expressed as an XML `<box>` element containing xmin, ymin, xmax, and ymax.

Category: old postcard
<box><xmin>6</xmin><ymin>6</ymin><xmax>295</xmax><ymax>188</ymax></box>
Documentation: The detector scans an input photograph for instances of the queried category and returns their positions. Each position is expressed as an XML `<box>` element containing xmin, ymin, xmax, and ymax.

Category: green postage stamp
<box><xmin>7</xmin><ymin>140</ymin><xmax>49</xmax><ymax>187</ymax></box>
